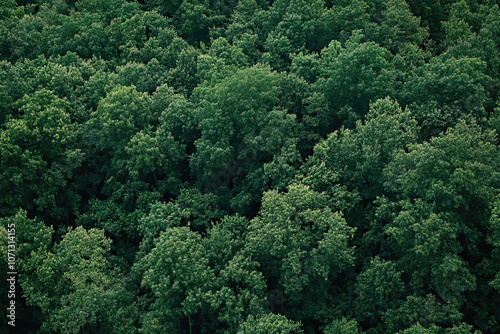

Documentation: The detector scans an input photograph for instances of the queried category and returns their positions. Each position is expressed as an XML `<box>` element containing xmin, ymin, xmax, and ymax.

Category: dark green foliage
<box><xmin>323</xmin><ymin>318</ymin><xmax>363</xmax><ymax>334</ymax></box>
<box><xmin>1</xmin><ymin>1</ymin><xmax>499</xmax><ymax>333</ymax></box>
<box><xmin>0</xmin><ymin>89</ymin><xmax>83</xmax><ymax>221</ymax></box>
<box><xmin>354</xmin><ymin>257</ymin><xmax>405</xmax><ymax>326</ymax></box>
<box><xmin>190</xmin><ymin>64</ymin><xmax>298</xmax><ymax>213</ymax></box>
<box><xmin>21</xmin><ymin>226</ymin><xmax>117</xmax><ymax>333</ymax></box>
<box><xmin>237</xmin><ymin>313</ymin><xmax>304</xmax><ymax>334</ymax></box>
<box><xmin>244</xmin><ymin>184</ymin><xmax>355</xmax><ymax>320</ymax></box>
<box><xmin>317</xmin><ymin>36</ymin><xmax>397</xmax><ymax>127</ymax></box>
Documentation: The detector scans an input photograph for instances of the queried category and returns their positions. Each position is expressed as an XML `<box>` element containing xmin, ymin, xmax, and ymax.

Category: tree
<box><xmin>442</xmin><ymin>0</ymin><xmax>474</xmax><ymax>48</ymax></box>
<box><xmin>377</xmin><ymin>120</ymin><xmax>499</xmax><ymax>332</ymax></box>
<box><xmin>225</xmin><ymin>0</ymin><xmax>262</xmax><ymax>45</ymax></box>
<box><xmin>354</xmin><ymin>257</ymin><xmax>405</xmax><ymax>327</ymax></box>
<box><xmin>237</xmin><ymin>314</ymin><xmax>304</xmax><ymax>334</ymax></box>
<box><xmin>317</xmin><ymin>36</ymin><xmax>397</xmax><ymax>127</ymax></box>
<box><xmin>403</xmin><ymin>55</ymin><xmax>489</xmax><ymax>138</ymax></box>
<box><xmin>260</xmin><ymin>0</ymin><xmax>327</xmax><ymax>70</ymax></box>
<box><xmin>300</xmin><ymin>97</ymin><xmax>418</xmax><ymax>200</ymax></box>
<box><xmin>0</xmin><ymin>89</ymin><xmax>83</xmax><ymax>220</ymax></box>
<box><xmin>166</xmin><ymin>45</ymin><xmax>201</xmax><ymax>95</ymax></box>
<box><xmin>190</xmin><ymin>65</ymin><xmax>297</xmax><ymax>213</ymax></box>
<box><xmin>122</xmin><ymin>127</ymin><xmax>185</xmax><ymax>200</ymax></box>
<box><xmin>1</xmin><ymin>0</ymin><xmax>500</xmax><ymax>332</ymax></box>
<box><xmin>244</xmin><ymin>184</ymin><xmax>355</xmax><ymax>320</ymax></box>
<box><xmin>85</xmin><ymin>85</ymin><xmax>180</xmax><ymax>214</ymax></box>
<box><xmin>397</xmin><ymin>322</ymin><xmax>478</xmax><ymax>334</ymax></box>
<box><xmin>89</xmin><ymin>85</ymin><xmax>151</xmax><ymax>151</ymax></box>
<box><xmin>0</xmin><ymin>0</ymin><xmax>25</xmax><ymax>59</ymax></box>
<box><xmin>406</xmin><ymin>0</ymin><xmax>456</xmax><ymax>46</ymax></box>
<box><xmin>488</xmin><ymin>197</ymin><xmax>500</xmax><ymax>292</ymax></box>
<box><xmin>326</xmin><ymin>0</ymin><xmax>370</xmax><ymax>44</ymax></box>
<box><xmin>135</xmin><ymin>201</ymin><xmax>188</xmax><ymax>257</ymax></box>
<box><xmin>383</xmin><ymin>294</ymin><xmax>464</xmax><ymax>333</ymax></box>
<box><xmin>137</xmin><ymin>227</ymin><xmax>215</xmax><ymax>333</ymax></box>
<box><xmin>198</xmin><ymin>215</ymin><xmax>266</xmax><ymax>332</ymax></box>
<box><xmin>176</xmin><ymin>0</ymin><xmax>220</xmax><ymax>45</ymax></box>
<box><xmin>115</xmin><ymin>61</ymin><xmax>165</xmax><ymax>94</ymax></box>
<box><xmin>21</xmin><ymin>227</ymin><xmax>115</xmax><ymax>334</ymax></box>
<box><xmin>0</xmin><ymin>210</ymin><xmax>54</xmax><ymax>332</ymax></box>
<box><xmin>383</xmin><ymin>121</ymin><xmax>498</xmax><ymax>231</ymax></box>
<box><xmin>205</xmin><ymin>253</ymin><xmax>267</xmax><ymax>333</ymax></box>
<box><xmin>196</xmin><ymin>37</ymin><xmax>250</xmax><ymax>84</ymax></box>
<box><xmin>142</xmin><ymin>0</ymin><xmax>184</xmax><ymax>17</ymax></box>
<box><xmin>365</xmin><ymin>0</ymin><xmax>428</xmax><ymax>55</ymax></box>
<box><xmin>323</xmin><ymin>318</ymin><xmax>363</xmax><ymax>334</ymax></box>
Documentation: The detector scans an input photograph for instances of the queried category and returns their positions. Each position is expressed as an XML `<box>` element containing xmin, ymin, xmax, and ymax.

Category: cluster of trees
<box><xmin>1</xmin><ymin>0</ymin><xmax>499</xmax><ymax>333</ymax></box>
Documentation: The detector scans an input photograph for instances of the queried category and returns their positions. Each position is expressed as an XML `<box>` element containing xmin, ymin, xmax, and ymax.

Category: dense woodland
<box><xmin>0</xmin><ymin>0</ymin><xmax>499</xmax><ymax>333</ymax></box>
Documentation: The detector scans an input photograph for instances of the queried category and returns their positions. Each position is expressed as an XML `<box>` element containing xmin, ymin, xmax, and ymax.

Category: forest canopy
<box><xmin>1</xmin><ymin>0</ymin><xmax>499</xmax><ymax>333</ymax></box>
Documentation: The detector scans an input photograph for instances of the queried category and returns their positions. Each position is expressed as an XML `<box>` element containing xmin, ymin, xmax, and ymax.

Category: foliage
<box><xmin>1</xmin><ymin>0</ymin><xmax>499</xmax><ymax>333</ymax></box>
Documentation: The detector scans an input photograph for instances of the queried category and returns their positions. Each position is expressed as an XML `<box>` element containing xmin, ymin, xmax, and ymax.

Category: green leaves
<box><xmin>367</xmin><ymin>0</ymin><xmax>428</xmax><ymax>54</ymax></box>
<box><xmin>91</xmin><ymin>85</ymin><xmax>151</xmax><ymax>151</ymax></box>
<box><xmin>1</xmin><ymin>1</ymin><xmax>499</xmax><ymax>333</ymax></box>
<box><xmin>299</xmin><ymin>96</ymin><xmax>418</xmax><ymax>212</ymax></box>
<box><xmin>237</xmin><ymin>313</ymin><xmax>304</xmax><ymax>334</ymax></box>
<box><xmin>384</xmin><ymin>294</ymin><xmax>463</xmax><ymax>332</ymax></box>
<box><xmin>318</xmin><ymin>38</ymin><xmax>397</xmax><ymax>126</ymax></box>
<box><xmin>403</xmin><ymin>56</ymin><xmax>489</xmax><ymax>137</ymax></box>
<box><xmin>21</xmin><ymin>226</ymin><xmax>114</xmax><ymax>334</ymax></box>
<box><xmin>0</xmin><ymin>89</ymin><xmax>82</xmax><ymax>219</ymax></box>
<box><xmin>139</xmin><ymin>227</ymin><xmax>214</xmax><ymax>331</ymax></box>
<box><xmin>384</xmin><ymin>121</ymin><xmax>498</xmax><ymax>213</ymax></box>
<box><xmin>124</xmin><ymin>128</ymin><xmax>185</xmax><ymax>191</ymax></box>
<box><xmin>323</xmin><ymin>318</ymin><xmax>363</xmax><ymax>334</ymax></box>
<box><xmin>354</xmin><ymin>257</ymin><xmax>405</xmax><ymax>325</ymax></box>
<box><xmin>206</xmin><ymin>253</ymin><xmax>267</xmax><ymax>333</ymax></box>
<box><xmin>431</xmin><ymin>254</ymin><xmax>476</xmax><ymax>304</ymax></box>
<box><xmin>245</xmin><ymin>184</ymin><xmax>355</xmax><ymax>319</ymax></box>
<box><xmin>374</xmin><ymin>120</ymin><xmax>499</xmax><ymax>331</ymax></box>
<box><xmin>190</xmin><ymin>65</ymin><xmax>298</xmax><ymax>212</ymax></box>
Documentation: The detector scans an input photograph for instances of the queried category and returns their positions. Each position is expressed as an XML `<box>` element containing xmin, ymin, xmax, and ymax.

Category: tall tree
<box><xmin>244</xmin><ymin>184</ymin><xmax>355</xmax><ymax>320</ymax></box>
<box><xmin>0</xmin><ymin>89</ymin><xmax>82</xmax><ymax>221</ymax></box>
<box><xmin>378</xmin><ymin>121</ymin><xmax>499</xmax><ymax>333</ymax></box>
<box><xmin>190</xmin><ymin>65</ymin><xmax>297</xmax><ymax>213</ymax></box>
<box><xmin>21</xmin><ymin>227</ymin><xmax>116</xmax><ymax>334</ymax></box>
<box><xmin>317</xmin><ymin>35</ymin><xmax>397</xmax><ymax>128</ymax></box>
<box><xmin>137</xmin><ymin>227</ymin><xmax>215</xmax><ymax>333</ymax></box>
